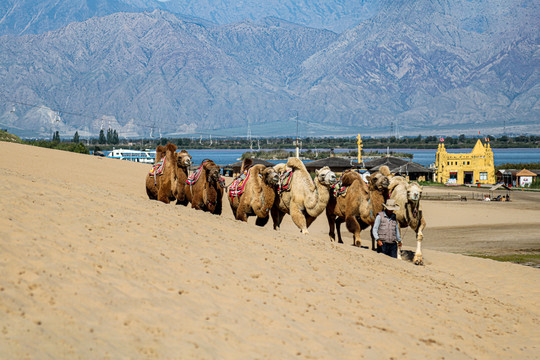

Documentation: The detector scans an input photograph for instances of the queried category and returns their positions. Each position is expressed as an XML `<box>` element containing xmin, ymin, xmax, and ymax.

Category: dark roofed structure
<box><xmin>364</xmin><ymin>156</ymin><xmax>433</xmax><ymax>181</ymax></box>
<box><xmin>363</xmin><ymin>157</ymin><xmax>409</xmax><ymax>171</ymax></box>
<box><xmin>222</xmin><ymin>158</ymin><xmax>276</xmax><ymax>176</ymax></box>
<box><xmin>304</xmin><ymin>157</ymin><xmax>359</xmax><ymax>173</ymax></box>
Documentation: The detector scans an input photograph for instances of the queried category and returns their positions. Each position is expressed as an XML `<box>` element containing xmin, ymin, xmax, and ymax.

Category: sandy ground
<box><xmin>1</xmin><ymin>142</ymin><xmax>539</xmax><ymax>359</ymax></box>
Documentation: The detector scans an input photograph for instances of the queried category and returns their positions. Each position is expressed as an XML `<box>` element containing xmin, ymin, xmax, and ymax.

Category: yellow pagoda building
<box><xmin>435</xmin><ymin>139</ymin><xmax>496</xmax><ymax>185</ymax></box>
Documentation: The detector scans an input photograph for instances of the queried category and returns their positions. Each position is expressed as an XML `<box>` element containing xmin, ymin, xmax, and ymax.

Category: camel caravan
<box><xmin>145</xmin><ymin>143</ymin><xmax>426</xmax><ymax>265</ymax></box>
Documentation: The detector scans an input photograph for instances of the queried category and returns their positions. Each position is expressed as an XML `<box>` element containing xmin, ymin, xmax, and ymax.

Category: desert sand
<box><xmin>1</xmin><ymin>141</ymin><xmax>539</xmax><ymax>359</ymax></box>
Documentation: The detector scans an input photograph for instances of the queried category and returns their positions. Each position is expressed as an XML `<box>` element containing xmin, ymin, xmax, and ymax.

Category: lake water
<box><xmin>104</xmin><ymin>147</ymin><xmax>539</xmax><ymax>167</ymax></box>
<box><xmin>183</xmin><ymin>148</ymin><xmax>539</xmax><ymax>167</ymax></box>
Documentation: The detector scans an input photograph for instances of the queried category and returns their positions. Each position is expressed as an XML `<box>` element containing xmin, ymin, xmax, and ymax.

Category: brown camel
<box><xmin>145</xmin><ymin>145</ymin><xmax>166</xmax><ymax>200</ymax></box>
<box><xmin>229</xmin><ymin>163</ymin><xmax>280</xmax><ymax>226</ymax></box>
<box><xmin>172</xmin><ymin>150</ymin><xmax>192</xmax><ymax>205</ymax></box>
<box><xmin>326</xmin><ymin>167</ymin><xmax>390</xmax><ymax>248</ymax></box>
<box><xmin>145</xmin><ymin>143</ymin><xmax>178</xmax><ymax>204</ymax></box>
<box><xmin>185</xmin><ymin>159</ymin><xmax>223</xmax><ymax>214</ymax></box>
<box><xmin>272</xmin><ymin>157</ymin><xmax>337</xmax><ymax>234</ymax></box>
<box><xmin>388</xmin><ymin>176</ymin><xmax>427</xmax><ymax>265</ymax></box>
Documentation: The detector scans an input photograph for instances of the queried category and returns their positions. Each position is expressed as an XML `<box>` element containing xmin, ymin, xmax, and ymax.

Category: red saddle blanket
<box><xmin>186</xmin><ymin>164</ymin><xmax>204</xmax><ymax>185</ymax></box>
<box><xmin>331</xmin><ymin>180</ymin><xmax>348</xmax><ymax>197</ymax></box>
<box><xmin>229</xmin><ymin>170</ymin><xmax>250</xmax><ymax>199</ymax></box>
<box><xmin>149</xmin><ymin>158</ymin><xmax>165</xmax><ymax>176</ymax></box>
<box><xmin>278</xmin><ymin>169</ymin><xmax>293</xmax><ymax>193</ymax></box>
<box><xmin>186</xmin><ymin>163</ymin><xmax>227</xmax><ymax>188</ymax></box>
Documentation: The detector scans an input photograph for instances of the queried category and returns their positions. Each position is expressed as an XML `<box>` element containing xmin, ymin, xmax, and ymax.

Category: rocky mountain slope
<box><xmin>0</xmin><ymin>0</ymin><xmax>537</xmax><ymax>137</ymax></box>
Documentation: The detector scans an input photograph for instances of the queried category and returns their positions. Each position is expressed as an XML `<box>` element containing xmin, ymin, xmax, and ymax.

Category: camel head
<box><xmin>177</xmin><ymin>150</ymin><xmax>192</xmax><ymax>168</ymax></box>
<box><xmin>367</xmin><ymin>171</ymin><xmax>390</xmax><ymax>192</ymax></box>
<box><xmin>273</xmin><ymin>163</ymin><xmax>289</xmax><ymax>175</ymax></box>
<box><xmin>262</xmin><ymin>166</ymin><xmax>280</xmax><ymax>186</ymax></box>
<box><xmin>407</xmin><ymin>182</ymin><xmax>423</xmax><ymax>202</ymax></box>
<box><xmin>203</xmin><ymin>160</ymin><xmax>221</xmax><ymax>184</ymax></box>
<box><xmin>315</xmin><ymin>166</ymin><xmax>338</xmax><ymax>186</ymax></box>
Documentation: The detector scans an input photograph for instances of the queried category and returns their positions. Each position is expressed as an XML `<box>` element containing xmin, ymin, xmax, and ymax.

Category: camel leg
<box><xmin>290</xmin><ymin>203</ymin><xmax>308</xmax><ymax>234</ymax></box>
<box><xmin>326</xmin><ymin>201</ymin><xmax>336</xmax><ymax>242</ymax></box>
<box><xmin>413</xmin><ymin>218</ymin><xmax>426</xmax><ymax>265</ymax></box>
<box><xmin>335</xmin><ymin>217</ymin><xmax>344</xmax><ymax>244</ymax></box>
<box><xmin>345</xmin><ymin>215</ymin><xmax>361</xmax><ymax>247</ymax></box>
<box><xmin>327</xmin><ymin>214</ymin><xmax>336</xmax><ymax>242</ymax></box>
<box><xmin>370</xmin><ymin>229</ymin><xmax>377</xmax><ymax>251</ymax></box>
<box><xmin>157</xmin><ymin>187</ymin><xmax>171</xmax><ymax>204</ymax></box>
<box><xmin>236</xmin><ymin>202</ymin><xmax>249</xmax><ymax>222</ymax></box>
<box><xmin>397</xmin><ymin>229</ymin><xmax>402</xmax><ymax>260</ymax></box>
<box><xmin>271</xmin><ymin>206</ymin><xmax>283</xmax><ymax>230</ymax></box>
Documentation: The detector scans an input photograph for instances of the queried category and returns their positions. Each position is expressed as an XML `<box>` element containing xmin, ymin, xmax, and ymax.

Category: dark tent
<box><xmin>222</xmin><ymin>158</ymin><xmax>276</xmax><ymax>176</ymax></box>
<box><xmin>364</xmin><ymin>157</ymin><xmax>433</xmax><ymax>181</ymax></box>
<box><xmin>304</xmin><ymin>157</ymin><xmax>359</xmax><ymax>173</ymax></box>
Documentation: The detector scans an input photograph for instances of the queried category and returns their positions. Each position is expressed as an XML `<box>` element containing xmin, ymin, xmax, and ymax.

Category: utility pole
<box><xmin>294</xmin><ymin>111</ymin><xmax>301</xmax><ymax>158</ymax></box>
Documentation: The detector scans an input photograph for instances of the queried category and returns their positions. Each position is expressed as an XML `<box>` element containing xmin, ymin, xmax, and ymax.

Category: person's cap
<box><xmin>382</xmin><ymin>199</ymin><xmax>400</xmax><ymax>211</ymax></box>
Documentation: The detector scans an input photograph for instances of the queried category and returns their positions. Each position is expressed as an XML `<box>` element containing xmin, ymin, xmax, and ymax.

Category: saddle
<box><xmin>229</xmin><ymin>169</ymin><xmax>250</xmax><ymax>199</ymax></box>
<box><xmin>186</xmin><ymin>161</ymin><xmax>227</xmax><ymax>188</ymax></box>
<box><xmin>149</xmin><ymin>158</ymin><xmax>166</xmax><ymax>186</ymax></box>
<box><xmin>331</xmin><ymin>180</ymin><xmax>348</xmax><ymax>197</ymax></box>
<box><xmin>149</xmin><ymin>158</ymin><xmax>165</xmax><ymax>177</ymax></box>
<box><xmin>186</xmin><ymin>163</ymin><xmax>204</xmax><ymax>186</ymax></box>
<box><xmin>278</xmin><ymin>169</ymin><xmax>293</xmax><ymax>193</ymax></box>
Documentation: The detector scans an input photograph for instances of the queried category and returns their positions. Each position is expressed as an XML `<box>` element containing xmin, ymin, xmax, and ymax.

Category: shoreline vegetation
<box><xmin>4</xmin><ymin>129</ymin><xmax>538</xmax><ymax>152</ymax></box>
<box><xmin>2</xmin><ymin>129</ymin><xmax>539</xmax><ymax>167</ymax></box>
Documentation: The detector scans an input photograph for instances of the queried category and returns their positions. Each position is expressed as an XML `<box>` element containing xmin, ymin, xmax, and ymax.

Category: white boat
<box><xmin>106</xmin><ymin>149</ymin><xmax>155</xmax><ymax>164</ymax></box>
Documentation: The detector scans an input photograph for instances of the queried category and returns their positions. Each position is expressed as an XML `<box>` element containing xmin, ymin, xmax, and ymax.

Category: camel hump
<box><xmin>341</xmin><ymin>171</ymin><xmax>363</xmax><ymax>187</ymax></box>
<box><xmin>165</xmin><ymin>143</ymin><xmax>177</xmax><ymax>153</ymax></box>
<box><xmin>378</xmin><ymin>165</ymin><xmax>391</xmax><ymax>176</ymax></box>
<box><xmin>286</xmin><ymin>157</ymin><xmax>306</xmax><ymax>171</ymax></box>
<box><xmin>241</xmin><ymin>158</ymin><xmax>253</xmax><ymax>173</ymax></box>
<box><xmin>389</xmin><ymin>175</ymin><xmax>408</xmax><ymax>192</ymax></box>
<box><xmin>249</xmin><ymin>164</ymin><xmax>266</xmax><ymax>178</ymax></box>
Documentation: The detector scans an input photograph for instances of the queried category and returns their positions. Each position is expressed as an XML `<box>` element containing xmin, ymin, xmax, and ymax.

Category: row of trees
<box><xmin>52</xmin><ymin>129</ymin><xmax>120</xmax><ymax>144</ymax></box>
<box><xmin>51</xmin><ymin>131</ymin><xmax>539</xmax><ymax>151</ymax></box>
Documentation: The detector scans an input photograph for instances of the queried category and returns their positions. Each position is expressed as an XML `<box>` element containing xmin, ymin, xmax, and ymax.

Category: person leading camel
<box><xmin>372</xmin><ymin>199</ymin><xmax>402</xmax><ymax>258</ymax></box>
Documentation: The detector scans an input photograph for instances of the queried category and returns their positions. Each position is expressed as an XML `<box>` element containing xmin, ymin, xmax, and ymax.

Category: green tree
<box><xmin>73</xmin><ymin>131</ymin><xmax>79</xmax><ymax>143</ymax></box>
<box><xmin>99</xmin><ymin>129</ymin><xmax>106</xmax><ymax>144</ymax></box>
<box><xmin>106</xmin><ymin>128</ymin><xmax>113</xmax><ymax>144</ymax></box>
<box><xmin>112</xmin><ymin>129</ymin><xmax>119</xmax><ymax>145</ymax></box>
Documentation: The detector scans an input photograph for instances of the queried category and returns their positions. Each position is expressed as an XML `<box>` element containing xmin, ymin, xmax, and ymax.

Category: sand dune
<box><xmin>1</xmin><ymin>142</ymin><xmax>539</xmax><ymax>359</ymax></box>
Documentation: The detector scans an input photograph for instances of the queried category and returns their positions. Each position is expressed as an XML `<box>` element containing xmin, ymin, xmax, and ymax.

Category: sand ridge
<box><xmin>1</xmin><ymin>142</ymin><xmax>539</xmax><ymax>359</ymax></box>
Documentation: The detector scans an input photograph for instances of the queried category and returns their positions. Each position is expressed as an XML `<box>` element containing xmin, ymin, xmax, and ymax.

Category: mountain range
<box><xmin>0</xmin><ymin>0</ymin><xmax>538</xmax><ymax>138</ymax></box>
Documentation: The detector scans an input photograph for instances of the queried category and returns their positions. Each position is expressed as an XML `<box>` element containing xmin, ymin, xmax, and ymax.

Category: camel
<box><xmin>271</xmin><ymin>157</ymin><xmax>337</xmax><ymax>234</ymax></box>
<box><xmin>388</xmin><ymin>176</ymin><xmax>426</xmax><ymax>265</ymax></box>
<box><xmin>326</xmin><ymin>167</ymin><xmax>390</xmax><ymax>248</ymax></box>
<box><xmin>229</xmin><ymin>161</ymin><xmax>280</xmax><ymax>226</ymax></box>
<box><xmin>185</xmin><ymin>159</ymin><xmax>223</xmax><ymax>214</ymax></box>
<box><xmin>145</xmin><ymin>145</ymin><xmax>166</xmax><ymax>200</ymax></box>
<box><xmin>172</xmin><ymin>150</ymin><xmax>192</xmax><ymax>205</ymax></box>
<box><xmin>145</xmin><ymin>143</ymin><xmax>178</xmax><ymax>204</ymax></box>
